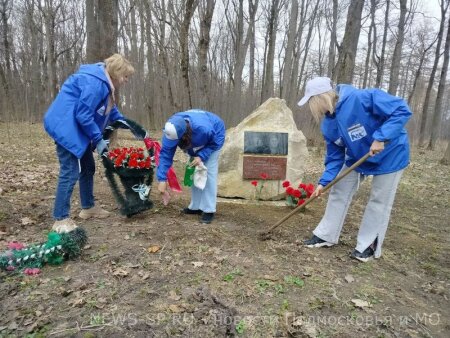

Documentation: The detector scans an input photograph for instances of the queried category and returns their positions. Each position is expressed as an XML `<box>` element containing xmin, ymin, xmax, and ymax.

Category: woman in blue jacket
<box><xmin>157</xmin><ymin>110</ymin><xmax>226</xmax><ymax>224</ymax></box>
<box><xmin>298</xmin><ymin>77</ymin><xmax>412</xmax><ymax>262</ymax></box>
<box><xmin>44</xmin><ymin>54</ymin><xmax>134</xmax><ymax>233</ymax></box>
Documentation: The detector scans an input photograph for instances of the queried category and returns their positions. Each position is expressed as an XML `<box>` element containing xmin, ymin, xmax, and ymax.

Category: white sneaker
<box><xmin>78</xmin><ymin>205</ymin><xmax>110</xmax><ymax>220</ymax></box>
<box><xmin>52</xmin><ymin>218</ymin><xmax>78</xmax><ymax>233</ymax></box>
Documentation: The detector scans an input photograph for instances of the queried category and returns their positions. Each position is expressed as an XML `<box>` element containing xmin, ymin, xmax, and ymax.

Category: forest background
<box><xmin>0</xmin><ymin>0</ymin><xmax>449</xmax><ymax>158</ymax></box>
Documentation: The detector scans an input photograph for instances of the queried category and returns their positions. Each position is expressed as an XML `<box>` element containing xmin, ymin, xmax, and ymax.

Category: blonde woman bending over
<box><xmin>298</xmin><ymin>77</ymin><xmax>412</xmax><ymax>262</ymax></box>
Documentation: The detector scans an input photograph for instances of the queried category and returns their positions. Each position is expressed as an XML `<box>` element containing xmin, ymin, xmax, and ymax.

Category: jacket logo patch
<box><xmin>96</xmin><ymin>105</ymin><xmax>106</xmax><ymax>116</ymax></box>
<box><xmin>348</xmin><ymin>123</ymin><xmax>367</xmax><ymax>142</ymax></box>
<box><xmin>334</xmin><ymin>137</ymin><xmax>344</xmax><ymax>146</ymax></box>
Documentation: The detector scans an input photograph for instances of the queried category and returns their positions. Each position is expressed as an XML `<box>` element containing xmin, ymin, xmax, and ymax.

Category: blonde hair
<box><xmin>308</xmin><ymin>90</ymin><xmax>338</xmax><ymax>122</ymax></box>
<box><xmin>104</xmin><ymin>54</ymin><xmax>135</xmax><ymax>80</ymax></box>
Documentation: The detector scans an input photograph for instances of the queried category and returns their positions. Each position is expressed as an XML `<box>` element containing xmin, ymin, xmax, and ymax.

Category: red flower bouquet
<box><xmin>105</xmin><ymin>147</ymin><xmax>153</xmax><ymax>177</ymax></box>
<box><xmin>282</xmin><ymin>181</ymin><xmax>315</xmax><ymax>207</ymax></box>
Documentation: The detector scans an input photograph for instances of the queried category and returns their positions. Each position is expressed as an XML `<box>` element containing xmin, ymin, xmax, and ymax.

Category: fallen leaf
<box><xmin>69</xmin><ymin>297</ymin><xmax>85</xmax><ymax>307</ymax></box>
<box><xmin>192</xmin><ymin>261</ymin><xmax>204</xmax><ymax>268</ymax></box>
<box><xmin>113</xmin><ymin>268</ymin><xmax>130</xmax><ymax>277</ymax></box>
<box><xmin>23</xmin><ymin>318</ymin><xmax>34</xmax><ymax>326</ymax></box>
<box><xmin>20</xmin><ymin>217</ymin><xmax>34</xmax><ymax>226</ymax></box>
<box><xmin>262</xmin><ymin>275</ymin><xmax>279</xmax><ymax>281</ymax></box>
<box><xmin>351</xmin><ymin>299</ymin><xmax>370</xmax><ymax>308</ymax></box>
<box><xmin>168</xmin><ymin>304</ymin><xmax>184</xmax><ymax>313</ymax></box>
<box><xmin>169</xmin><ymin>290</ymin><xmax>181</xmax><ymax>301</ymax></box>
<box><xmin>345</xmin><ymin>275</ymin><xmax>355</xmax><ymax>283</ymax></box>
<box><xmin>147</xmin><ymin>245</ymin><xmax>161</xmax><ymax>253</ymax></box>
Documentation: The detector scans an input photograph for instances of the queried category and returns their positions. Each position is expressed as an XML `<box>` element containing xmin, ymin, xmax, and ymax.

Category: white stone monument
<box><xmin>217</xmin><ymin>98</ymin><xmax>309</xmax><ymax>200</ymax></box>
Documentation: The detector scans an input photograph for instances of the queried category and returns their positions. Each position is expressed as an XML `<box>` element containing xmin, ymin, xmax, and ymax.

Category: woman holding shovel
<box><xmin>157</xmin><ymin>110</ymin><xmax>226</xmax><ymax>224</ymax></box>
<box><xmin>298</xmin><ymin>77</ymin><xmax>412</xmax><ymax>262</ymax></box>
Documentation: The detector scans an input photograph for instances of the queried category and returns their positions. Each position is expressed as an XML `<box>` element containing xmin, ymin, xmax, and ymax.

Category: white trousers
<box><xmin>188</xmin><ymin>150</ymin><xmax>221</xmax><ymax>213</ymax></box>
<box><xmin>313</xmin><ymin>166</ymin><xmax>404</xmax><ymax>258</ymax></box>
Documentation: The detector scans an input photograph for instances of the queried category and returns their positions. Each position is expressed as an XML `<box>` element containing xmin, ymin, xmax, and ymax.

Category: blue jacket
<box><xmin>319</xmin><ymin>84</ymin><xmax>412</xmax><ymax>186</ymax></box>
<box><xmin>157</xmin><ymin>110</ymin><xmax>226</xmax><ymax>181</ymax></box>
<box><xmin>43</xmin><ymin>63</ymin><xmax>124</xmax><ymax>159</ymax></box>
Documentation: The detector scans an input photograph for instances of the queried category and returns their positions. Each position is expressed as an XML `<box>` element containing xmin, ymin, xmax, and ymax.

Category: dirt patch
<box><xmin>0</xmin><ymin>123</ymin><xmax>449</xmax><ymax>337</ymax></box>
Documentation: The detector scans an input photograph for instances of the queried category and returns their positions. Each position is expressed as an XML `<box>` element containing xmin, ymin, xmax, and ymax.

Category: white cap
<box><xmin>297</xmin><ymin>77</ymin><xmax>333</xmax><ymax>106</ymax></box>
<box><xmin>164</xmin><ymin>121</ymin><xmax>178</xmax><ymax>140</ymax></box>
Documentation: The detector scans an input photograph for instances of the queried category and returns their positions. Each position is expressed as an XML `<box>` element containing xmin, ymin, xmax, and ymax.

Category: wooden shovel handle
<box><xmin>260</xmin><ymin>152</ymin><xmax>371</xmax><ymax>236</ymax></box>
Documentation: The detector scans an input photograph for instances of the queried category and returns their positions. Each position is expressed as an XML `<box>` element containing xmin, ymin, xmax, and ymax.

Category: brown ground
<box><xmin>0</xmin><ymin>123</ymin><xmax>449</xmax><ymax>338</ymax></box>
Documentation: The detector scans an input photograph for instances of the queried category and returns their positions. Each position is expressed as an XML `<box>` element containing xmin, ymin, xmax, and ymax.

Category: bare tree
<box><xmin>373</xmin><ymin>0</ymin><xmax>390</xmax><ymax>88</ymax></box>
<box><xmin>427</xmin><ymin>11</ymin><xmax>450</xmax><ymax>150</ymax></box>
<box><xmin>261</xmin><ymin>0</ymin><xmax>282</xmax><ymax>103</ymax></box>
<box><xmin>248</xmin><ymin>0</ymin><xmax>259</xmax><ymax>96</ymax></box>
<box><xmin>407</xmin><ymin>28</ymin><xmax>438</xmax><ymax>105</ymax></box>
<box><xmin>280</xmin><ymin>0</ymin><xmax>298</xmax><ymax>99</ymax></box>
<box><xmin>180</xmin><ymin>0</ymin><xmax>198</xmax><ymax>109</ymax></box>
<box><xmin>441</xmin><ymin>141</ymin><xmax>450</xmax><ymax>164</ymax></box>
<box><xmin>198</xmin><ymin>0</ymin><xmax>216</xmax><ymax>108</ymax></box>
<box><xmin>388</xmin><ymin>0</ymin><xmax>407</xmax><ymax>95</ymax></box>
<box><xmin>327</xmin><ymin>0</ymin><xmax>338</xmax><ymax>79</ymax></box>
<box><xmin>0</xmin><ymin>0</ymin><xmax>14</xmax><ymax>116</ymax></box>
<box><xmin>86</xmin><ymin>0</ymin><xmax>118</xmax><ymax>63</ymax></box>
<box><xmin>418</xmin><ymin>0</ymin><xmax>449</xmax><ymax>146</ymax></box>
<box><xmin>335</xmin><ymin>0</ymin><xmax>365</xmax><ymax>84</ymax></box>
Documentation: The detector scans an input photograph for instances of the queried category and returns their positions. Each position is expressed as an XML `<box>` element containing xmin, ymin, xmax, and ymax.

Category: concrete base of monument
<box><xmin>217</xmin><ymin>197</ymin><xmax>287</xmax><ymax>207</ymax></box>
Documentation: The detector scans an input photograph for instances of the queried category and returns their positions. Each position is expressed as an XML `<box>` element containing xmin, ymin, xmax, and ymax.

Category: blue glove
<box><xmin>96</xmin><ymin>139</ymin><xmax>109</xmax><ymax>156</ymax></box>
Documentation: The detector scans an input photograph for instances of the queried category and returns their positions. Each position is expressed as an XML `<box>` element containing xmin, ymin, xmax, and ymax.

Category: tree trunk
<box><xmin>440</xmin><ymin>141</ymin><xmax>450</xmax><ymax>165</ymax></box>
<box><xmin>418</xmin><ymin>1</ymin><xmax>448</xmax><ymax>146</ymax></box>
<box><xmin>198</xmin><ymin>0</ymin><xmax>215</xmax><ymax>108</ymax></box>
<box><xmin>327</xmin><ymin>0</ymin><xmax>338</xmax><ymax>79</ymax></box>
<box><xmin>229</xmin><ymin>0</ymin><xmax>251</xmax><ymax>112</ymax></box>
<box><xmin>86</xmin><ymin>0</ymin><xmax>118</xmax><ymax>63</ymax></box>
<box><xmin>298</xmin><ymin>0</ymin><xmax>320</xmax><ymax>91</ymax></box>
<box><xmin>388</xmin><ymin>0</ymin><xmax>407</xmax><ymax>95</ymax></box>
<box><xmin>85</xmin><ymin>0</ymin><xmax>98</xmax><ymax>63</ymax></box>
<box><xmin>289</xmin><ymin>0</ymin><xmax>307</xmax><ymax>106</ymax></box>
<box><xmin>374</xmin><ymin>0</ymin><xmax>390</xmax><ymax>88</ymax></box>
<box><xmin>261</xmin><ymin>0</ymin><xmax>280</xmax><ymax>103</ymax></box>
<box><xmin>248</xmin><ymin>0</ymin><xmax>258</xmax><ymax>96</ymax></box>
<box><xmin>427</xmin><ymin>12</ymin><xmax>450</xmax><ymax>150</ymax></box>
<box><xmin>407</xmin><ymin>44</ymin><xmax>431</xmax><ymax>105</ymax></box>
<box><xmin>180</xmin><ymin>0</ymin><xmax>198</xmax><ymax>109</ymax></box>
<box><xmin>335</xmin><ymin>0</ymin><xmax>365</xmax><ymax>84</ymax></box>
<box><xmin>363</xmin><ymin>0</ymin><xmax>374</xmax><ymax>88</ymax></box>
<box><xmin>0</xmin><ymin>0</ymin><xmax>14</xmax><ymax>115</ymax></box>
<box><xmin>281</xmin><ymin>0</ymin><xmax>298</xmax><ymax>99</ymax></box>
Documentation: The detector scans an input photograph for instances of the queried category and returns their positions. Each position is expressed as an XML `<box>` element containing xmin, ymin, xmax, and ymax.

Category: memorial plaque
<box><xmin>243</xmin><ymin>156</ymin><xmax>287</xmax><ymax>180</ymax></box>
<box><xmin>244</xmin><ymin>131</ymin><xmax>288</xmax><ymax>155</ymax></box>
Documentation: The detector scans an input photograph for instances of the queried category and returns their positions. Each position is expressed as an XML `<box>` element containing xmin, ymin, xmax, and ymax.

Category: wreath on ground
<box><xmin>0</xmin><ymin>227</ymin><xmax>87</xmax><ymax>274</ymax></box>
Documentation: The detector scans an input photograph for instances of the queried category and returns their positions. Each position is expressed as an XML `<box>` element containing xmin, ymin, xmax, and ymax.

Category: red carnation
<box><xmin>282</xmin><ymin>181</ymin><xmax>290</xmax><ymax>188</ymax></box>
<box><xmin>128</xmin><ymin>158</ymin><xmax>138</xmax><ymax>168</ymax></box>
<box><xmin>286</xmin><ymin>186</ymin><xmax>294</xmax><ymax>195</ymax></box>
<box><xmin>251</xmin><ymin>180</ymin><xmax>258</xmax><ymax>187</ymax></box>
<box><xmin>260</xmin><ymin>173</ymin><xmax>268</xmax><ymax>179</ymax></box>
<box><xmin>299</xmin><ymin>183</ymin><xmax>307</xmax><ymax>190</ymax></box>
<box><xmin>297</xmin><ymin>199</ymin><xmax>305</xmax><ymax>206</ymax></box>
<box><xmin>114</xmin><ymin>158</ymin><xmax>123</xmax><ymax>167</ymax></box>
<box><xmin>305</xmin><ymin>184</ymin><xmax>315</xmax><ymax>197</ymax></box>
<box><xmin>293</xmin><ymin>189</ymin><xmax>301</xmax><ymax>198</ymax></box>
